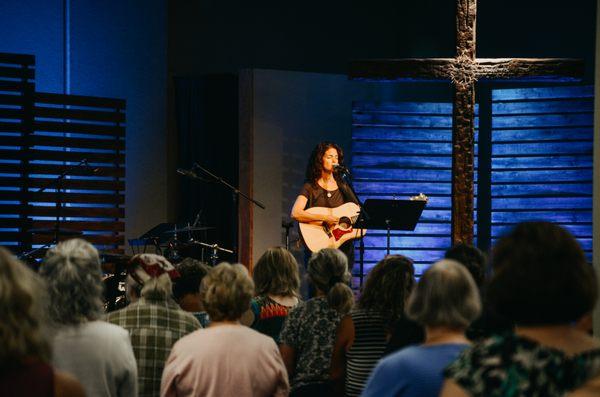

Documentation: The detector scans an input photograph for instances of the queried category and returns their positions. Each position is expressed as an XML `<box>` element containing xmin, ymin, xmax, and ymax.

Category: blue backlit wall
<box><xmin>490</xmin><ymin>86</ymin><xmax>593</xmax><ymax>262</ymax></box>
<box><xmin>352</xmin><ymin>85</ymin><xmax>593</xmax><ymax>278</ymax></box>
<box><xmin>0</xmin><ymin>0</ymin><xmax>168</xmax><ymax>243</ymax></box>
<box><xmin>0</xmin><ymin>1</ymin><xmax>64</xmax><ymax>93</ymax></box>
<box><xmin>351</xmin><ymin>102</ymin><xmax>479</xmax><ymax>277</ymax></box>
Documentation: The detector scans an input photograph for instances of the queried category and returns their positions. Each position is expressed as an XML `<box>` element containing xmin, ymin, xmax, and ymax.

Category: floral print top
<box><xmin>444</xmin><ymin>333</ymin><xmax>600</xmax><ymax>397</ymax></box>
<box><xmin>279</xmin><ymin>296</ymin><xmax>342</xmax><ymax>391</ymax></box>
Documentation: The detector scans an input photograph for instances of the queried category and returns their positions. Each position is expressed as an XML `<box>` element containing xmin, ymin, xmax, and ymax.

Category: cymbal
<box><xmin>27</xmin><ymin>228</ymin><xmax>83</xmax><ymax>236</ymax></box>
<box><xmin>163</xmin><ymin>226</ymin><xmax>215</xmax><ymax>234</ymax></box>
<box><xmin>193</xmin><ymin>241</ymin><xmax>234</xmax><ymax>254</ymax></box>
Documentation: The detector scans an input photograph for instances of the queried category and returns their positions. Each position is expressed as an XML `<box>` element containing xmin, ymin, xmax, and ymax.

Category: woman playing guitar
<box><xmin>291</xmin><ymin>142</ymin><xmax>362</xmax><ymax>267</ymax></box>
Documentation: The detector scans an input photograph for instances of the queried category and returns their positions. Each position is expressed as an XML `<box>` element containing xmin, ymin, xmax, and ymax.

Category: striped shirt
<box><xmin>345</xmin><ymin>309</ymin><xmax>388</xmax><ymax>397</ymax></box>
<box><xmin>106</xmin><ymin>297</ymin><xmax>201</xmax><ymax>397</ymax></box>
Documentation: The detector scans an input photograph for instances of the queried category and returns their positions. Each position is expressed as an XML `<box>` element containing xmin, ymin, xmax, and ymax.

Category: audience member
<box><xmin>161</xmin><ymin>263</ymin><xmax>289</xmax><ymax>397</ymax></box>
<box><xmin>279</xmin><ymin>248</ymin><xmax>354</xmax><ymax>397</ymax></box>
<box><xmin>445</xmin><ymin>243</ymin><xmax>513</xmax><ymax>340</ymax></box>
<box><xmin>242</xmin><ymin>247</ymin><xmax>301</xmax><ymax>342</ymax></box>
<box><xmin>363</xmin><ymin>259</ymin><xmax>480</xmax><ymax>397</ymax></box>
<box><xmin>444</xmin><ymin>243</ymin><xmax>486</xmax><ymax>287</ymax></box>
<box><xmin>173</xmin><ymin>257</ymin><xmax>211</xmax><ymax>327</ymax></box>
<box><xmin>0</xmin><ymin>246</ymin><xmax>85</xmax><ymax>397</ymax></box>
<box><xmin>40</xmin><ymin>238</ymin><xmax>138</xmax><ymax>397</ymax></box>
<box><xmin>107</xmin><ymin>253</ymin><xmax>201</xmax><ymax>397</ymax></box>
<box><xmin>441</xmin><ymin>221</ymin><xmax>600</xmax><ymax>397</ymax></box>
<box><xmin>330</xmin><ymin>254</ymin><xmax>421</xmax><ymax>397</ymax></box>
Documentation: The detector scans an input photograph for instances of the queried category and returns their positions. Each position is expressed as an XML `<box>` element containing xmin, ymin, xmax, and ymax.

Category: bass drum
<box><xmin>100</xmin><ymin>253</ymin><xmax>130</xmax><ymax>313</ymax></box>
<box><xmin>102</xmin><ymin>273</ymin><xmax>127</xmax><ymax>313</ymax></box>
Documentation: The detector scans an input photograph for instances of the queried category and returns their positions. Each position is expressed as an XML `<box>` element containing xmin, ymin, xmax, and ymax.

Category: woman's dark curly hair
<box><xmin>359</xmin><ymin>255</ymin><xmax>416</xmax><ymax>326</ymax></box>
<box><xmin>305</xmin><ymin>141</ymin><xmax>345</xmax><ymax>185</ymax></box>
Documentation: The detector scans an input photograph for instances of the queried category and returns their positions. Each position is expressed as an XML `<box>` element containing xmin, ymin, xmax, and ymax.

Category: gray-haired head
<box><xmin>308</xmin><ymin>248</ymin><xmax>354</xmax><ymax>314</ymax></box>
<box><xmin>406</xmin><ymin>259</ymin><xmax>481</xmax><ymax>328</ymax></box>
<box><xmin>40</xmin><ymin>238</ymin><xmax>104</xmax><ymax>325</ymax></box>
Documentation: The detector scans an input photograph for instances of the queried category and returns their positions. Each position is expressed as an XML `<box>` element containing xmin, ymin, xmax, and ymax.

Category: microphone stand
<box><xmin>193</xmin><ymin>163</ymin><xmax>265</xmax><ymax>210</ymax></box>
<box><xmin>282</xmin><ymin>220</ymin><xmax>294</xmax><ymax>250</ymax></box>
<box><xmin>336</xmin><ymin>168</ymin><xmax>369</xmax><ymax>288</ymax></box>
<box><xmin>182</xmin><ymin>163</ymin><xmax>266</xmax><ymax>262</ymax></box>
<box><xmin>19</xmin><ymin>158</ymin><xmax>92</xmax><ymax>261</ymax></box>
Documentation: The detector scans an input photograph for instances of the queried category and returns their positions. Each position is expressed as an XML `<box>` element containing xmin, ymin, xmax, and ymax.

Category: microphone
<box><xmin>333</xmin><ymin>164</ymin><xmax>351</xmax><ymax>175</ymax></box>
<box><xmin>81</xmin><ymin>158</ymin><xmax>100</xmax><ymax>174</ymax></box>
<box><xmin>177</xmin><ymin>168</ymin><xmax>198</xmax><ymax>178</ymax></box>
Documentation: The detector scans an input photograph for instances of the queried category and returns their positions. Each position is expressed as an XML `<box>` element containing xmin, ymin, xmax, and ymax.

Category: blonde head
<box><xmin>0</xmin><ymin>247</ymin><xmax>50</xmax><ymax>368</ymax></box>
<box><xmin>253</xmin><ymin>247</ymin><xmax>300</xmax><ymax>298</ymax></box>
<box><xmin>200</xmin><ymin>263</ymin><xmax>255</xmax><ymax>322</ymax></box>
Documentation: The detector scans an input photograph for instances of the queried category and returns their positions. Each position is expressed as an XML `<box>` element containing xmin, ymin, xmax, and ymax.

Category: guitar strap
<box><xmin>338</xmin><ymin>181</ymin><xmax>359</xmax><ymax>205</ymax></box>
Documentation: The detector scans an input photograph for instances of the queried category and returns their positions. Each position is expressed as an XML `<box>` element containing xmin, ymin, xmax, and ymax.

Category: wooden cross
<box><xmin>349</xmin><ymin>0</ymin><xmax>583</xmax><ymax>244</ymax></box>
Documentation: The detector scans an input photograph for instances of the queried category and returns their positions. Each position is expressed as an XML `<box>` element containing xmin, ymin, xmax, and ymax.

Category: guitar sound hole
<box><xmin>338</xmin><ymin>217</ymin><xmax>351</xmax><ymax>230</ymax></box>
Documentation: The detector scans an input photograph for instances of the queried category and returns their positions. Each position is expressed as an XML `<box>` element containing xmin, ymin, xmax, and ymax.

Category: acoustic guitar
<box><xmin>298</xmin><ymin>202</ymin><xmax>367</xmax><ymax>253</ymax></box>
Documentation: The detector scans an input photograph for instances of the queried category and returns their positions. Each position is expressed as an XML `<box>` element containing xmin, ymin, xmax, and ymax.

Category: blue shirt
<box><xmin>361</xmin><ymin>343</ymin><xmax>469</xmax><ymax>397</ymax></box>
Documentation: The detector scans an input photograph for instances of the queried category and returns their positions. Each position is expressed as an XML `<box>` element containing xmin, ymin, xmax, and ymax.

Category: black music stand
<box><xmin>129</xmin><ymin>223</ymin><xmax>175</xmax><ymax>254</ymax></box>
<box><xmin>354</xmin><ymin>199</ymin><xmax>426</xmax><ymax>284</ymax></box>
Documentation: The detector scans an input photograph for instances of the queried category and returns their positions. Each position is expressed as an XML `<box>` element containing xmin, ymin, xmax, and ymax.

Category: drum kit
<box><xmin>99</xmin><ymin>217</ymin><xmax>235</xmax><ymax>312</ymax></box>
<box><xmin>130</xmin><ymin>221</ymin><xmax>234</xmax><ymax>266</ymax></box>
<box><xmin>16</xmin><ymin>162</ymin><xmax>258</xmax><ymax>312</ymax></box>
<box><xmin>18</xmin><ymin>216</ymin><xmax>234</xmax><ymax>312</ymax></box>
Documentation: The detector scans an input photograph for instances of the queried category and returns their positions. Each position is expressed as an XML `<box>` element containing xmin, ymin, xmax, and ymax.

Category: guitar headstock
<box><xmin>410</xmin><ymin>193</ymin><xmax>429</xmax><ymax>202</ymax></box>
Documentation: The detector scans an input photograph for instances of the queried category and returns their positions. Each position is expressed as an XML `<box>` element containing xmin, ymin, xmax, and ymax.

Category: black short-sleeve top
<box><xmin>299</xmin><ymin>182</ymin><xmax>356</xmax><ymax>209</ymax></box>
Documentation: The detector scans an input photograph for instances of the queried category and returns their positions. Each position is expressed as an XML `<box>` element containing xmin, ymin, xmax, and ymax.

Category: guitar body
<box><xmin>299</xmin><ymin>202</ymin><xmax>367</xmax><ymax>253</ymax></box>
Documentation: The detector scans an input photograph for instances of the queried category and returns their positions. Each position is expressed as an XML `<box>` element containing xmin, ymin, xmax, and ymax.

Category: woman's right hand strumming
<box><xmin>323</xmin><ymin>214</ymin><xmax>339</xmax><ymax>227</ymax></box>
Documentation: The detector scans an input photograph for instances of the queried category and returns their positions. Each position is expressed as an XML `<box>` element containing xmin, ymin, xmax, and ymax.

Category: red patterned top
<box><xmin>0</xmin><ymin>359</ymin><xmax>54</xmax><ymax>397</ymax></box>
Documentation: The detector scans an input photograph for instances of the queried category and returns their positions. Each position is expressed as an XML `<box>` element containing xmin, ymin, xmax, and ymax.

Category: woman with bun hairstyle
<box><xmin>279</xmin><ymin>248</ymin><xmax>354</xmax><ymax>397</ymax></box>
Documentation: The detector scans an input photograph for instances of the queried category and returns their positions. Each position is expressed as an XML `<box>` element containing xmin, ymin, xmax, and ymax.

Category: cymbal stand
<box><xmin>194</xmin><ymin>242</ymin><xmax>234</xmax><ymax>266</ymax></box>
<box><xmin>19</xmin><ymin>158</ymin><xmax>91</xmax><ymax>262</ymax></box>
<box><xmin>168</xmin><ymin>224</ymin><xmax>181</xmax><ymax>262</ymax></box>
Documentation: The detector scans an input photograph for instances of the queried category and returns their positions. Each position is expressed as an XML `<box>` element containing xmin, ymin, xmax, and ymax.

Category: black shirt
<box><xmin>299</xmin><ymin>181</ymin><xmax>358</xmax><ymax>210</ymax></box>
